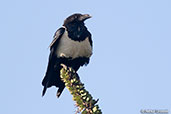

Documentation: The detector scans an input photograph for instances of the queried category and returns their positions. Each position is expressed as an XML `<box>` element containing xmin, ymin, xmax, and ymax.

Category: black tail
<box><xmin>42</xmin><ymin>69</ymin><xmax>52</xmax><ymax>97</ymax></box>
<box><xmin>42</xmin><ymin>61</ymin><xmax>65</xmax><ymax>97</ymax></box>
<box><xmin>42</xmin><ymin>82</ymin><xmax>48</xmax><ymax>96</ymax></box>
<box><xmin>56</xmin><ymin>84</ymin><xmax>65</xmax><ymax>97</ymax></box>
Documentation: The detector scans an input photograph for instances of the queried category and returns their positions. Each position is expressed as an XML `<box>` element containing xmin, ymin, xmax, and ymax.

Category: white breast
<box><xmin>56</xmin><ymin>31</ymin><xmax>92</xmax><ymax>59</ymax></box>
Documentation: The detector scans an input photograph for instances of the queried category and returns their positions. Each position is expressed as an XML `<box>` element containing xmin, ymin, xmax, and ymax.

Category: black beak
<box><xmin>80</xmin><ymin>14</ymin><xmax>92</xmax><ymax>21</ymax></box>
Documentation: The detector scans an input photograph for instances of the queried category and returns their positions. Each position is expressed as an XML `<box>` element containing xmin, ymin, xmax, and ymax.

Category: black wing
<box><xmin>49</xmin><ymin>27</ymin><xmax>65</xmax><ymax>50</ymax></box>
<box><xmin>42</xmin><ymin>27</ymin><xmax>65</xmax><ymax>96</ymax></box>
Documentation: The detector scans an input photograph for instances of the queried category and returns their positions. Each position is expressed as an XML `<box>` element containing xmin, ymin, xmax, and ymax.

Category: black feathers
<box><xmin>49</xmin><ymin>27</ymin><xmax>65</xmax><ymax>50</ymax></box>
<box><xmin>63</xmin><ymin>13</ymin><xmax>91</xmax><ymax>26</ymax></box>
<box><xmin>42</xmin><ymin>28</ymin><xmax>65</xmax><ymax>97</ymax></box>
<box><xmin>64</xmin><ymin>14</ymin><xmax>92</xmax><ymax>42</ymax></box>
<box><xmin>42</xmin><ymin>13</ymin><xmax>92</xmax><ymax>97</ymax></box>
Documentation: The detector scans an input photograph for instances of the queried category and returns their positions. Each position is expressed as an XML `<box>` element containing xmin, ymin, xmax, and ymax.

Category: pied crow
<box><xmin>42</xmin><ymin>13</ymin><xmax>93</xmax><ymax>97</ymax></box>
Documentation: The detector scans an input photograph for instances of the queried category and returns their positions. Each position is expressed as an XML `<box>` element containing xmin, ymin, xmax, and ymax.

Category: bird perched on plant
<box><xmin>42</xmin><ymin>13</ymin><xmax>93</xmax><ymax>97</ymax></box>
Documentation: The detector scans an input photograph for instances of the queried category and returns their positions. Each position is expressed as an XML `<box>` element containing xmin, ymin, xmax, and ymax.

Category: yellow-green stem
<box><xmin>60</xmin><ymin>64</ymin><xmax>102</xmax><ymax>114</ymax></box>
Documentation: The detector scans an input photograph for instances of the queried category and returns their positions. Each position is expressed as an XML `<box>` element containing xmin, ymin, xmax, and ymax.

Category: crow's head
<box><xmin>63</xmin><ymin>13</ymin><xmax>91</xmax><ymax>26</ymax></box>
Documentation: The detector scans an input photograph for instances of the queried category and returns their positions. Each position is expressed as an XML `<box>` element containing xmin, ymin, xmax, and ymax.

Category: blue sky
<box><xmin>0</xmin><ymin>0</ymin><xmax>171</xmax><ymax>114</ymax></box>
